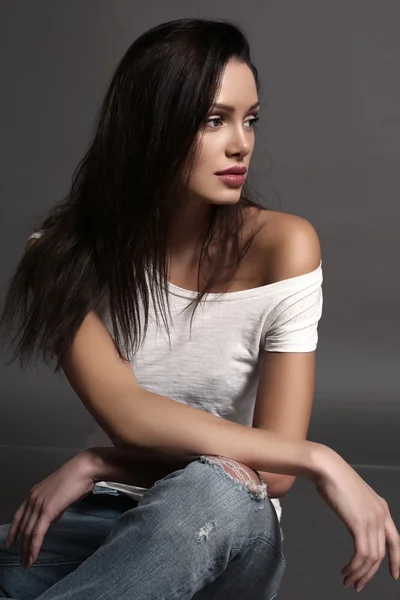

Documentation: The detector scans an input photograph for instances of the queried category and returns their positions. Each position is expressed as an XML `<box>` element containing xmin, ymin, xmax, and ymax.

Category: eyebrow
<box><xmin>210</xmin><ymin>102</ymin><xmax>260</xmax><ymax>112</ymax></box>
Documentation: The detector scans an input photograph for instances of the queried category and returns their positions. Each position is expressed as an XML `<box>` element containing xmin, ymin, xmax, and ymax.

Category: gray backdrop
<box><xmin>1</xmin><ymin>2</ymin><xmax>399</xmax><ymax>599</ymax></box>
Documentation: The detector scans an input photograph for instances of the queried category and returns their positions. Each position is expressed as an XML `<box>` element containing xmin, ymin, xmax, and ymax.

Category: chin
<box><xmin>205</xmin><ymin>194</ymin><xmax>242</xmax><ymax>206</ymax></box>
<box><xmin>213</xmin><ymin>197</ymin><xmax>241</xmax><ymax>206</ymax></box>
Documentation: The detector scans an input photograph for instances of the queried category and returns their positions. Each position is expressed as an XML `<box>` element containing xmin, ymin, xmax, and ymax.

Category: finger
<box><xmin>385</xmin><ymin>515</ymin><xmax>400</xmax><ymax>580</ymax></box>
<box><xmin>7</xmin><ymin>499</ymin><xmax>28</xmax><ymax>547</ymax></box>
<box><xmin>342</xmin><ymin>526</ymin><xmax>370</xmax><ymax>585</ymax></box>
<box><xmin>28</xmin><ymin>511</ymin><xmax>52</xmax><ymax>565</ymax></box>
<box><xmin>19</xmin><ymin>502</ymin><xmax>36</xmax><ymax>568</ymax></box>
<box><xmin>348</xmin><ymin>521</ymin><xmax>381</xmax><ymax>589</ymax></box>
<box><xmin>351</xmin><ymin>520</ymin><xmax>383</xmax><ymax>589</ymax></box>
<box><xmin>354</xmin><ymin>524</ymin><xmax>386</xmax><ymax>591</ymax></box>
<box><xmin>25</xmin><ymin>506</ymin><xmax>46</xmax><ymax>568</ymax></box>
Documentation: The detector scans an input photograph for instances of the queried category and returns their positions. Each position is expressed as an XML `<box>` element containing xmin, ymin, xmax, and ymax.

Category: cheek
<box><xmin>187</xmin><ymin>157</ymin><xmax>212</xmax><ymax>187</ymax></box>
<box><xmin>183</xmin><ymin>138</ymin><xmax>219</xmax><ymax>188</ymax></box>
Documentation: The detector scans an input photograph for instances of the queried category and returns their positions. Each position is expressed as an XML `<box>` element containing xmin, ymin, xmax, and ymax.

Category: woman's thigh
<box><xmin>0</xmin><ymin>459</ymin><xmax>285</xmax><ymax>600</ymax></box>
<box><xmin>0</xmin><ymin>488</ymin><xmax>136</xmax><ymax>600</ymax></box>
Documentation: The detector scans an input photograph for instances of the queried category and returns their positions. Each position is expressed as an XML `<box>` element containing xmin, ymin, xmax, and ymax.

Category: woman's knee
<box><xmin>175</xmin><ymin>456</ymin><xmax>277</xmax><ymax>534</ymax></box>
<box><xmin>199</xmin><ymin>455</ymin><xmax>268</xmax><ymax>499</ymax></box>
<box><xmin>177</xmin><ymin>456</ymin><xmax>281</xmax><ymax>550</ymax></box>
<box><xmin>115</xmin><ymin>458</ymin><xmax>283</xmax><ymax>565</ymax></box>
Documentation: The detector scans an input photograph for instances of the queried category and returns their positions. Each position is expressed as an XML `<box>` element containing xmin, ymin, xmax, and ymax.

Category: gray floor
<box><xmin>0</xmin><ymin>446</ymin><xmax>399</xmax><ymax>599</ymax></box>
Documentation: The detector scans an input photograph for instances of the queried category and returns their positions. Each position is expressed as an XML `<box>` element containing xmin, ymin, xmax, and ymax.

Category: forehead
<box><xmin>214</xmin><ymin>60</ymin><xmax>258</xmax><ymax>107</ymax></box>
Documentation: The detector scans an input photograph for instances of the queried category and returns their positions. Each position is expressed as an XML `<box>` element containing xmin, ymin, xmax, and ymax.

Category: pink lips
<box><xmin>216</xmin><ymin>173</ymin><xmax>246</xmax><ymax>187</ymax></box>
<box><xmin>214</xmin><ymin>166</ymin><xmax>247</xmax><ymax>175</ymax></box>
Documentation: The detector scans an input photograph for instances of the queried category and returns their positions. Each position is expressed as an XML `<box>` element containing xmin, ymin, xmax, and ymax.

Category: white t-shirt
<box><xmin>28</xmin><ymin>230</ymin><xmax>324</xmax><ymax>523</ymax></box>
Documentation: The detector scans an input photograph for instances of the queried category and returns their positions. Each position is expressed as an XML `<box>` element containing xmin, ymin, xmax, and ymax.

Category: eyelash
<box><xmin>206</xmin><ymin>115</ymin><xmax>260</xmax><ymax>129</ymax></box>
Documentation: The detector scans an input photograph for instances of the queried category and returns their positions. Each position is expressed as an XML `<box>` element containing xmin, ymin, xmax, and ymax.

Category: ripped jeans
<box><xmin>0</xmin><ymin>455</ymin><xmax>286</xmax><ymax>600</ymax></box>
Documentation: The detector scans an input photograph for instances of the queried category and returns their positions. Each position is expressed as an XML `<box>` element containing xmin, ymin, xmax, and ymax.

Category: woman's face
<box><xmin>187</xmin><ymin>59</ymin><xmax>260</xmax><ymax>207</ymax></box>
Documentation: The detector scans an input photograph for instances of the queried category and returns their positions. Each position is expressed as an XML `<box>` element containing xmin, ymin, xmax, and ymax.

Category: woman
<box><xmin>0</xmin><ymin>17</ymin><xmax>398</xmax><ymax>600</ymax></box>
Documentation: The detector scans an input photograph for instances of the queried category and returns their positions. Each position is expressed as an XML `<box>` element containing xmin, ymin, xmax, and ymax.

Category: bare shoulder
<box><xmin>258</xmin><ymin>209</ymin><xmax>322</xmax><ymax>285</ymax></box>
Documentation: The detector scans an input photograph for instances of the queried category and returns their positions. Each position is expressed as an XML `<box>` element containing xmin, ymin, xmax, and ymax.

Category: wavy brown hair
<box><xmin>0</xmin><ymin>17</ymin><xmax>278</xmax><ymax>375</ymax></box>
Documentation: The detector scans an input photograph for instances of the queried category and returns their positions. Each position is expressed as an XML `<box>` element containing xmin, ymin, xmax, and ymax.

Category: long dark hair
<box><xmin>0</xmin><ymin>17</ymin><xmax>278</xmax><ymax>375</ymax></box>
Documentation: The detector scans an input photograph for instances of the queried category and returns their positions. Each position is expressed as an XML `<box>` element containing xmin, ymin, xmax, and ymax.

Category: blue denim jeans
<box><xmin>0</xmin><ymin>457</ymin><xmax>286</xmax><ymax>599</ymax></box>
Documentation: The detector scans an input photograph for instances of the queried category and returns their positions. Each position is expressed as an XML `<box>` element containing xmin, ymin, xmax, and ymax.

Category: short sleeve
<box><xmin>263</xmin><ymin>262</ymin><xmax>323</xmax><ymax>353</ymax></box>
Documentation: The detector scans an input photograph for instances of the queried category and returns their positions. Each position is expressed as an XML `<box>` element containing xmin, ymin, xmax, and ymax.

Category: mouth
<box><xmin>215</xmin><ymin>172</ymin><xmax>246</xmax><ymax>187</ymax></box>
<box><xmin>214</xmin><ymin>166</ymin><xmax>247</xmax><ymax>175</ymax></box>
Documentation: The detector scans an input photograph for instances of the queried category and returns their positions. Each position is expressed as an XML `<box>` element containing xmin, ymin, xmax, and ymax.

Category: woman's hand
<box><xmin>314</xmin><ymin>447</ymin><xmax>400</xmax><ymax>592</ymax></box>
<box><xmin>6</xmin><ymin>452</ymin><xmax>96</xmax><ymax>570</ymax></box>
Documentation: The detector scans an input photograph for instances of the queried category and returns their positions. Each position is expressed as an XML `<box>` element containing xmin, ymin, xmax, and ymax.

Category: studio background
<box><xmin>1</xmin><ymin>2</ymin><xmax>399</xmax><ymax>598</ymax></box>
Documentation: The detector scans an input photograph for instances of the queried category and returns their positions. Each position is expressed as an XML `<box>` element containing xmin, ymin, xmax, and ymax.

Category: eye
<box><xmin>206</xmin><ymin>115</ymin><xmax>260</xmax><ymax>129</ymax></box>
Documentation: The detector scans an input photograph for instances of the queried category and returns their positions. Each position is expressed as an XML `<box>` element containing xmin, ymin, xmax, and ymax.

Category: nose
<box><xmin>227</xmin><ymin>125</ymin><xmax>252</xmax><ymax>157</ymax></box>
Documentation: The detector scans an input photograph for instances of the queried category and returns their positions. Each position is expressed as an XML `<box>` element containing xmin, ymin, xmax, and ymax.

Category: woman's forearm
<box><xmin>258</xmin><ymin>471</ymin><xmax>296</xmax><ymax>498</ymax></box>
<box><xmin>82</xmin><ymin>447</ymin><xmax>291</xmax><ymax>498</ymax></box>
<box><xmin>112</xmin><ymin>388</ymin><xmax>328</xmax><ymax>484</ymax></box>
<box><xmin>82</xmin><ymin>446</ymin><xmax>192</xmax><ymax>489</ymax></box>
<box><xmin>80</xmin><ymin>388</ymin><xmax>331</xmax><ymax>492</ymax></box>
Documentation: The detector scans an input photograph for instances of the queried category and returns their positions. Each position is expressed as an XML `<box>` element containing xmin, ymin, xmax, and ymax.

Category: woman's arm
<box><xmin>79</xmin><ymin>446</ymin><xmax>287</xmax><ymax>498</ymax></box>
<box><xmin>61</xmin><ymin>310</ymin><xmax>325</xmax><ymax>485</ymax></box>
<box><xmin>82</xmin><ymin>445</ymin><xmax>192</xmax><ymax>489</ymax></box>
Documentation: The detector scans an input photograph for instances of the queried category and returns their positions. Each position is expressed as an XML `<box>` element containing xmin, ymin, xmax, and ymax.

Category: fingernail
<box><xmin>357</xmin><ymin>584</ymin><xmax>364</xmax><ymax>592</ymax></box>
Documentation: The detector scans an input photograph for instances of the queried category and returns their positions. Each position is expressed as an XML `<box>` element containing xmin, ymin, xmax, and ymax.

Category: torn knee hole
<box><xmin>200</xmin><ymin>455</ymin><xmax>268</xmax><ymax>500</ymax></box>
